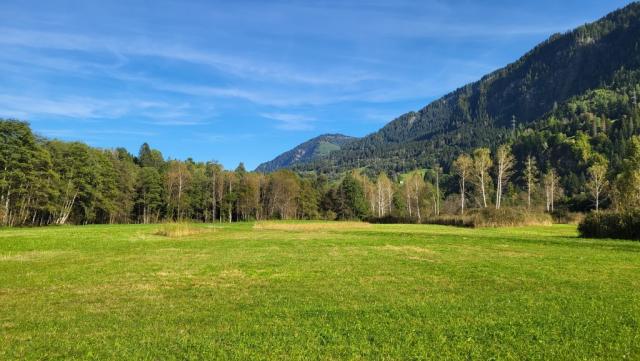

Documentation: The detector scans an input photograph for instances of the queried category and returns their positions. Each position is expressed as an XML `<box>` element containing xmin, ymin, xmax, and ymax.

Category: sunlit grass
<box><xmin>1</xmin><ymin>222</ymin><xmax>638</xmax><ymax>360</ymax></box>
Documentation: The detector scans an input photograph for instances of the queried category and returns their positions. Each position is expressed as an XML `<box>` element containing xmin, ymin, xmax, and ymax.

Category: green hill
<box><xmin>255</xmin><ymin>134</ymin><xmax>356</xmax><ymax>172</ymax></box>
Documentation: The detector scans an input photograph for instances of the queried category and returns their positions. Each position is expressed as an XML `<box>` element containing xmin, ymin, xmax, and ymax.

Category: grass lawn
<box><xmin>1</xmin><ymin>222</ymin><xmax>639</xmax><ymax>360</ymax></box>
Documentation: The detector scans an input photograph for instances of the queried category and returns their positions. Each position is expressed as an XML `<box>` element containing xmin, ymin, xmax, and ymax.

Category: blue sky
<box><xmin>0</xmin><ymin>0</ymin><xmax>635</xmax><ymax>169</ymax></box>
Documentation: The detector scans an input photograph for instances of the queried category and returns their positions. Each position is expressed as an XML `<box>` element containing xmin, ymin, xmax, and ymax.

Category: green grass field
<box><xmin>1</xmin><ymin>222</ymin><xmax>639</xmax><ymax>360</ymax></box>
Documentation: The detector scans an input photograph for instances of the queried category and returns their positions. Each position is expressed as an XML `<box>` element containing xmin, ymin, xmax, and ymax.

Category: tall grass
<box><xmin>154</xmin><ymin>222</ymin><xmax>207</xmax><ymax>237</ymax></box>
<box><xmin>426</xmin><ymin>208</ymin><xmax>553</xmax><ymax>228</ymax></box>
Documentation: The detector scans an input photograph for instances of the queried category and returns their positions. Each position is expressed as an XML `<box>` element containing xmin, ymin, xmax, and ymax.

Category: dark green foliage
<box><xmin>579</xmin><ymin>211</ymin><xmax>640</xmax><ymax>240</ymax></box>
<box><xmin>334</xmin><ymin>173</ymin><xmax>369</xmax><ymax>220</ymax></box>
<box><xmin>0</xmin><ymin>120</ymin><xmax>56</xmax><ymax>226</ymax></box>
<box><xmin>297</xmin><ymin>178</ymin><xmax>320</xmax><ymax>220</ymax></box>
<box><xmin>366</xmin><ymin>215</ymin><xmax>414</xmax><ymax>224</ymax></box>
<box><xmin>550</xmin><ymin>210</ymin><xmax>585</xmax><ymax>225</ymax></box>
<box><xmin>135</xmin><ymin>167</ymin><xmax>163</xmax><ymax>223</ymax></box>
<box><xmin>137</xmin><ymin>142</ymin><xmax>164</xmax><ymax>169</ymax></box>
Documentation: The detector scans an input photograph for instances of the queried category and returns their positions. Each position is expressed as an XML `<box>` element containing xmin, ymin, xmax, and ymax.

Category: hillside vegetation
<box><xmin>296</xmin><ymin>2</ymin><xmax>640</xmax><ymax>174</ymax></box>
<box><xmin>255</xmin><ymin>134</ymin><xmax>355</xmax><ymax>172</ymax></box>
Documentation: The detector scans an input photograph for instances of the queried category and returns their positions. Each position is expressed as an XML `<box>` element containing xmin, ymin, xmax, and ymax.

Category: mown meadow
<box><xmin>1</xmin><ymin>222</ymin><xmax>639</xmax><ymax>360</ymax></box>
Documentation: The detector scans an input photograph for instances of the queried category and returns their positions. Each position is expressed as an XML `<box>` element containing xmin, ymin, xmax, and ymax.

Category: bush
<box><xmin>366</xmin><ymin>208</ymin><xmax>553</xmax><ymax>228</ymax></box>
<box><xmin>427</xmin><ymin>208</ymin><xmax>553</xmax><ymax>228</ymax></box>
<box><xmin>578</xmin><ymin>211</ymin><xmax>640</xmax><ymax>240</ymax></box>
<box><xmin>424</xmin><ymin>214</ymin><xmax>475</xmax><ymax>227</ymax></box>
<box><xmin>366</xmin><ymin>215</ymin><xmax>416</xmax><ymax>224</ymax></box>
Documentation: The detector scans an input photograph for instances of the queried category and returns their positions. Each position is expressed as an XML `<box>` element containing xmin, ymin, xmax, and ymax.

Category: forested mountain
<box><xmin>256</xmin><ymin>134</ymin><xmax>355</xmax><ymax>172</ymax></box>
<box><xmin>290</xmin><ymin>2</ymin><xmax>640</xmax><ymax>174</ymax></box>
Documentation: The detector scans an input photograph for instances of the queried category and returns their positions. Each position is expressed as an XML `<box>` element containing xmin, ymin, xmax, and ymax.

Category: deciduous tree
<box><xmin>472</xmin><ymin>148</ymin><xmax>492</xmax><ymax>208</ymax></box>
<box><xmin>523</xmin><ymin>155</ymin><xmax>538</xmax><ymax>209</ymax></box>
<box><xmin>494</xmin><ymin>144</ymin><xmax>515</xmax><ymax>209</ymax></box>
<box><xmin>453</xmin><ymin>154</ymin><xmax>473</xmax><ymax>215</ymax></box>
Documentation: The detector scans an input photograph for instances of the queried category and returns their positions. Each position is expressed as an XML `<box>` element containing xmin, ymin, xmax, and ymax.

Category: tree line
<box><xmin>2</xmin><ymin>119</ymin><xmax>640</xmax><ymax>226</ymax></box>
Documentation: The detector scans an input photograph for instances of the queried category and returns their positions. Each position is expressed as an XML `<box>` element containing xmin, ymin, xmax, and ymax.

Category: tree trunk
<box><xmin>495</xmin><ymin>164</ymin><xmax>503</xmax><ymax>210</ymax></box>
<box><xmin>414</xmin><ymin>179</ymin><xmax>421</xmax><ymax>223</ymax></box>
<box><xmin>177</xmin><ymin>174</ymin><xmax>183</xmax><ymax>221</ymax></box>
<box><xmin>211</xmin><ymin>173</ymin><xmax>216</xmax><ymax>223</ymax></box>
<box><xmin>228</xmin><ymin>180</ymin><xmax>232</xmax><ymax>223</ymax></box>
<box><xmin>480</xmin><ymin>172</ymin><xmax>487</xmax><ymax>208</ymax></box>
<box><xmin>527</xmin><ymin>181</ymin><xmax>531</xmax><ymax>209</ymax></box>
<box><xmin>406</xmin><ymin>189</ymin><xmax>412</xmax><ymax>218</ymax></box>
<box><xmin>460</xmin><ymin>176</ymin><xmax>466</xmax><ymax>215</ymax></box>
<box><xmin>435</xmin><ymin>171</ymin><xmax>440</xmax><ymax>216</ymax></box>
<box><xmin>3</xmin><ymin>189</ymin><xmax>11</xmax><ymax>226</ymax></box>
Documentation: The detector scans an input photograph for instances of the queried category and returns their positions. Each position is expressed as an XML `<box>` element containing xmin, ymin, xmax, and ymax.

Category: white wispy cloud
<box><xmin>0</xmin><ymin>27</ymin><xmax>374</xmax><ymax>87</ymax></box>
<box><xmin>0</xmin><ymin>94</ymin><xmax>121</xmax><ymax>119</ymax></box>
<box><xmin>37</xmin><ymin>129</ymin><xmax>158</xmax><ymax>138</ymax></box>
<box><xmin>260</xmin><ymin>113</ymin><xmax>316</xmax><ymax>131</ymax></box>
<box><xmin>0</xmin><ymin>93</ymin><xmax>206</xmax><ymax>127</ymax></box>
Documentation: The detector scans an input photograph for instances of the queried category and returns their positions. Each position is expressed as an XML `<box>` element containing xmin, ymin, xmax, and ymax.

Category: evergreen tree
<box><xmin>336</xmin><ymin>173</ymin><xmax>369</xmax><ymax>220</ymax></box>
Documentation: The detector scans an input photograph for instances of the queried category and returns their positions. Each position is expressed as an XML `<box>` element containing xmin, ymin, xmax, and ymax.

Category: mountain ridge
<box><xmin>255</xmin><ymin>133</ymin><xmax>356</xmax><ymax>172</ymax></box>
<box><xmin>260</xmin><ymin>2</ymin><xmax>640</xmax><ymax>174</ymax></box>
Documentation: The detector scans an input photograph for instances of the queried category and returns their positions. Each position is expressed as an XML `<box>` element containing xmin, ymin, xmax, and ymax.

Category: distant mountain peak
<box><xmin>255</xmin><ymin>133</ymin><xmax>356</xmax><ymax>172</ymax></box>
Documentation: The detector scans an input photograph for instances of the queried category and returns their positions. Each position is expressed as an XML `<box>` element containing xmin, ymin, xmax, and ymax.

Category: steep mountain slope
<box><xmin>293</xmin><ymin>2</ymin><xmax>640</xmax><ymax>174</ymax></box>
<box><xmin>256</xmin><ymin>134</ymin><xmax>355</xmax><ymax>172</ymax></box>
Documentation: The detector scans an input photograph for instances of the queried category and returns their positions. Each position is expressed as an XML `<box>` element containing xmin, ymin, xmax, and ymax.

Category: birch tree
<box><xmin>587</xmin><ymin>159</ymin><xmax>608</xmax><ymax>212</ymax></box>
<box><xmin>543</xmin><ymin>169</ymin><xmax>561</xmax><ymax>213</ymax></box>
<box><xmin>453</xmin><ymin>153</ymin><xmax>473</xmax><ymax>214</ymax></box>
<box><xmin>166</xmin><ymin>161</ymin><xmax>192</xmax><ymax>220</ymax></box>
<box><xmin>406</xmin><ymin>172</ymin><xmax>425</xmax><ymax>222</ymax></box>
<box><xmin>266</xmin><ymin>170</ymin><xmax>300</xmax><ymax>219</ymax></box>
<box><xmin>353</xmin><ymin>172</ymin><xmax>376</xmax><ymax>215</ymax></box>
<box><xmin>494</xmin><ymin>144</ymin><xmax>515</xmax><ymax>209</ymax></box>
<box><xmin>206</xmin><ymin>162</ymin><xmax>222</xmax><ymax>223</ymax></box>
<box><xmin>472</xmin><ymin>148</ymin><xmax>492</xmax><ymax>208</ymax></box>
<box><xmin>523</xmin><ymin>155</ymin><xmax>538</xmax><ymax>209</ymax></box>
<box><xmin>376</xmin><ymin>173</ymin><xmax>393</xmax><ymax>217</ymax></box>
<box><xmin>223</xmin><ymin>171</ymin><xmax>237</xmax><ymax>222</ymax></box>
<box><xmin>433</xmin><ymin>166</ymin><xmax>442</xmax><ymax>216</ymax></box>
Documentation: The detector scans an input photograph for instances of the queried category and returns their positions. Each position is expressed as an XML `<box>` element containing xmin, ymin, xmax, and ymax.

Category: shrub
<box><xmin>424</xmin><ymin>214</ymin><xmax>475</xmax><ymax>227</ymax></box>
<box><xmin>366</xmin><ymin>215</ymin><xmax>416</xmax><ymax>224</ymax></box>
<box><xmin>366</xmin><ymin>208</ymin><xmax>553</xmax><ymax>228</ymax></box>
<box><xmin>578</xmin><ymin>211</ymin><xmax>640</xmax><ymax>240</ymax></box>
